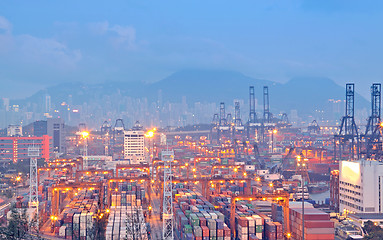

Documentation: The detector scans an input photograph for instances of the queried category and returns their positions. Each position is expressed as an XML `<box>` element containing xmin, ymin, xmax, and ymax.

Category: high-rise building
<box><xmin>33</xmin><ymin>120</ymin><xmax>47</xmax><ymax>137</ymax></box>
<box><xmin>339</xmin><ymin>160</ymin><xmax>383</xmax><ymax>214</ymax></box>
<box><xmin>7</xmin><ymin>125</ymin><xmax>22</xmax><ymax>137</ymax></box>
<box><xmin>47</xmin><ymin>118</ymin><xmax>66</xmax><ymax>153</ymax></box>
<box><xmin>123</xmin><ymin>122</ymin><xmax>145</xmax><ymax>164</ymax></box>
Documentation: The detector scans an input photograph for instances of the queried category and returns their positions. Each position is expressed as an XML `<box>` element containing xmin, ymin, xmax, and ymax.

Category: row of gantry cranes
<box><xmin>211</xmin><ymin>83</ymin><xmax>383</xmax><ymax>163</ymax></box>
<box><xmin>35</xmin><ymin>152</ymin><xmax>295</xmax><ymax>239</ymax></box>
<box><xmin>211</xmin><ymin>86</ymin><xmax>291</xmax><ymax>144</ymax></box>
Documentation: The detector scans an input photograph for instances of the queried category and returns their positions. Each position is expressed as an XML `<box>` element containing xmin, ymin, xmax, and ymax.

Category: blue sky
<box><xmin>0</xmin><ymin>0</ymin><xmax>382</xmax><ymax>98</ymax></box>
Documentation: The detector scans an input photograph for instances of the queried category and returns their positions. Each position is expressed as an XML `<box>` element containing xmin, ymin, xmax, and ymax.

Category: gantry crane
<box><xmin>38</xmin><ymin>166</ymin><xmax>74</xmax><ymax>185</ymax></box>
<box><xmin>51</xmin><ymin>182</ymin><xmax>103</xmax><ymax>217</ymax></box>
<box><xmin>230</xmin><ymin>191</ymin><xmax>290</xmax><ymax>238</ymax></box>
<box><xmin>75</xmin><ymin>169</ymin><xmax>114</xmax><ymax>181</ymax></box>
<box><xmin>210</xmin><ymin>164</ymin><xmax>246</xmax><ymax>177</ymax></box>
<box><xmin>115</xmin><ymin>163</ymin><xmax>150</xmax><ymax>177</ymax></box>
<box><xmin>106</xmin><ymin>176</ymin><xmax>151</xmax><ymax>207</ymax></box>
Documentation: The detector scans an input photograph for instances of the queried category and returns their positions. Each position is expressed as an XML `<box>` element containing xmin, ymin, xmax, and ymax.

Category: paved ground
<box><xmin>148</xmin><ymin>184</ymin><xmax>163</xmax><ymax>240</ymax></box>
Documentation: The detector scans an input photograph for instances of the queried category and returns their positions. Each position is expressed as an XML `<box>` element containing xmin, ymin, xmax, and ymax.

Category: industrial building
<box><xmin>0</xmin><ymin>135</ymin><xmax>51</xmax><ymax>162</ymax></box>
<box><xmin>340</xmin><ymin>160</ymin><xmax>383</xmax><ymax>214</ymax></box>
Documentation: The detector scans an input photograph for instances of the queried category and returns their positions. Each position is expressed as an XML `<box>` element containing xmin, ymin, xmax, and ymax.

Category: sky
<box><xmin>0</xmin><ymin>0</ymin><xmax>382</xmax><ymax>99</ymax></box>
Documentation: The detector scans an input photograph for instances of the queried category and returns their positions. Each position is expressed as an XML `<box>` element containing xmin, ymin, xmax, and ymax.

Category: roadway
<box><xmin>148</xmin><ymin>184</ymin><xmax>163</xmax><ymax>240</ymax></box>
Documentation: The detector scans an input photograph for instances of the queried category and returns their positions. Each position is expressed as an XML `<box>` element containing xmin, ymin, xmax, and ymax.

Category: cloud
<box><xmin>17</xmin><ymin>35</ymin><xmax>82</xmax><ymax>68</ymax></box>
<box><xmin>0</xmin><ymin>16</ymin><xmax>11</xmax><ymax>33</ymax></box>
<box><xmin>0</xmin><ymin>16</ymin><xmax>81</xmax><ymax>69</ymax></box>
<box><xmin>90</xmin><ymin>21</ymin><xmax>137</xmax><ymax>50</ymax></box>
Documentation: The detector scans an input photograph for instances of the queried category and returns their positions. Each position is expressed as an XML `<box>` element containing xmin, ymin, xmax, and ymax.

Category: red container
<box><xmin>201</xmin><ymin>226</ymin><xmax>209</xmax><ymax>237</ymax></box>
<box><xmin>217</xmin><ymin>229</ymin><xmax>224</xmax><ymax>237</ymax></box>
<box><xmin>238</xmin><ymin>217</ymin><xmax>248</xmax><ymax>227</ymax></box>
<box><xmin>305</xmin><ymin>220</ymin><xmax>334</xmax><ymax>228</ymax></box>
<box><xmin>199</xmin><ymin>217</ymin><xmax>206</xmax><ymax>226</ymax></box>
<box><xmin>224</xmin><ymin>226</ymin><xmax>231</xmax><ymax>236</ymax></box>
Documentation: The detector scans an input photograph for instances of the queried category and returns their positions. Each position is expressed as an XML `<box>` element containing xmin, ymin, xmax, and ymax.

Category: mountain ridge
<box><xmin>12</xmin><ymin>70</ymin><xmax>369</xmax><ymax>117</ymax></box>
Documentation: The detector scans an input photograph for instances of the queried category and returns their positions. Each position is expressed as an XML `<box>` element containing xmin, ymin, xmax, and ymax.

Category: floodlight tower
<box><xmin>162</xmin><ymin>150</ymin><xmax>174</xmax><ymax>240</ymax></box>
<box><xmin>29</xmin><ymin>145</ymin><xmax>40</xmax><ymax>228</ymax></box>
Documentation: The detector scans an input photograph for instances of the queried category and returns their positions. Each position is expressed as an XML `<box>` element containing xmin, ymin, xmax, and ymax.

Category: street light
<box><xmin>81</xmin><ymin>131</ymin><xmax>89</xmax><ymax>170</ymax></box>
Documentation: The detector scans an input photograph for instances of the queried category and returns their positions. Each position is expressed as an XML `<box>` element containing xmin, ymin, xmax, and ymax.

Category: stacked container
<box><xmin>289</xmin><ymin>205</ymin><xmax>334</xmax><ymax>240</ymax></box>
<box><xmin>106</xmin><ymin>206</ymin><xmax>148</xmax><ymax>240</ymax></box>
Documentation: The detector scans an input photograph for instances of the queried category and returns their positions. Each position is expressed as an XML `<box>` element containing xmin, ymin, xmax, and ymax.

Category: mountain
<box><xmin>272</xmin><ymin>77</ymin><xmax>369</xmax><ymax>115</ymax></box>
<box><xmin>14</xmin><ymin>70</ymin><xmax>369</xmax><ymax>117</ymax></box>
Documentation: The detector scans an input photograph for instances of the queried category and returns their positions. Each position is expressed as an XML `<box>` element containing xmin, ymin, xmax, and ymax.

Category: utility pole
<box><xmin>162</xmin><ymin>150</ymin><xmax>174</xmax><ymax>240</ymax></box>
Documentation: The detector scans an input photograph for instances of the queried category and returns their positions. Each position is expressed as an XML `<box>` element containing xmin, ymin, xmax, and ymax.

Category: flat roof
<box><xmin>349</xmin><ymin>213</ymin><xmax>383</xmax><ymax>220</ymax></box>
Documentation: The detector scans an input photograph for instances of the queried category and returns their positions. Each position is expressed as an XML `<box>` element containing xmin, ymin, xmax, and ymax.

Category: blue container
<box><xmin>216</xmin><ymin>219</ymin><xmax>224</xmax><ymax>229</ymax></box>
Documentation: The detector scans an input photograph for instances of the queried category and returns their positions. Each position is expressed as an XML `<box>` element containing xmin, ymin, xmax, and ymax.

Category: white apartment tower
<box><xmin>340</xmin><ymin>160</ymin><xmax>383</xmax><ymax>214</ymax></box>
<box><xmin>123</xmin><ymin>123</ymin><xmax>146</xmax><ymax>164</ymax></box>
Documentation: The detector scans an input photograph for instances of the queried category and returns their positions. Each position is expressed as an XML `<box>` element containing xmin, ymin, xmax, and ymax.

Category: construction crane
<box><xmin>230</xmin><ymin>192</ymin><xmax>290</xmax><ymax>238</ymax></box>
<box><xmin>162</xmin><ymin>150</ymin><xmax>174</xmax><ymax>240</ymax></box>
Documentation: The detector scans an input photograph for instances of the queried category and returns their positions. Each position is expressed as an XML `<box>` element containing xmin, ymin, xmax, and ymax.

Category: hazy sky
<box><xmin>0</xmin><ymin>1</ymin><xmax>382</xmax><ymax>99</ymax></box>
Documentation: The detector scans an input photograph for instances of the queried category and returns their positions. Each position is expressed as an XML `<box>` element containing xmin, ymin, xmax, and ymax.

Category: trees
<box><xmin>0</xmin><ymin>208</ymin><xmax>28</xmax><ymax>240</ymax></box>
<box><xmin>363</xmin><ymin>220</ymin><xmax>383</xmax><ymax>240</ymax></box>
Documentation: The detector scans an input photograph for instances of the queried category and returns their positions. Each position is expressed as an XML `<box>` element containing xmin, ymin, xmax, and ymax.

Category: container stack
<box><xmin>173</xmin><ymin>188</ymin><xmax>231</xmax><ymax>240</ymax></box>
<box><xmin>236</xmin><ymin>215</ymin><xmax>265</xmax><ymax>240</ymax></box>
<box><xmin>109</xmin><ymin>183</ymin><xmax>146</xmax><ymax>207</ymax></box>
<box><xmin>106</xmin><ymin>206</ymin><xmax>148</xmax><ymax>240</ymax></box>
<box><xmin>290</xmin><ymin>205</ymin><xmax>335</xmax><ymax>240</ymax></box>
<box><xmin>271</xmin><ymin>203</ymin><xmax>283</xmax><ymax>225</ymax></box>
<box><xmin>52</xmin><ymin>189</ymin><xmax>99</xmax><ymax>239</ymax></box>
<box><xmin>264</xmin><ymin>222</ymin><xmax>283</xmax><ymax>240</ymax></box>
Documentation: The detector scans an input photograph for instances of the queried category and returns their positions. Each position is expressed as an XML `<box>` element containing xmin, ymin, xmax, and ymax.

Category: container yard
<box><xmin>5</xmin><ymin>83</ymin><xmax>351</xmax><ymax>240</ymax></box>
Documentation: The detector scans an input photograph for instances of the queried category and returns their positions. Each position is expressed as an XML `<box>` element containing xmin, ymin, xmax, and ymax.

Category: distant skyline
<box><xmin>0</xmin><ymin>0</ymin><xmax>382</xmax><ymax>99</ymax></box>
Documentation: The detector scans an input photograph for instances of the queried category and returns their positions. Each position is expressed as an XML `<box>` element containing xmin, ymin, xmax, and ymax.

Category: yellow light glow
<box><xmin>273</xmin><ymin>129</ymin><xmax>277</xmax><ymax>134</ymax></box>
<box><xmin>81</xmin><ymin>131</ymin><xmax>89</xmax><ymax>139</ymax></box>
<box><xmin>269</xmin><ymin>183</ymin><xmax>273</xmax><ymax>187</ymax></box>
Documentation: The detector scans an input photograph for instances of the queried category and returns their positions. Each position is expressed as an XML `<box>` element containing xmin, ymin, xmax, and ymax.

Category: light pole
<box><xmin>145</xmin><ymin>128</ymin><xmax>156</xmax><ymax>216</ymax></box>
<box><xmin>272</xmin><ymin>129</ymin><xmax>277</xmax><ymax>153</ymax></box>
<box><xmin>81</xmin><ymin>131</ymin><xmax>89</xmax><ymax>170</ymax></box>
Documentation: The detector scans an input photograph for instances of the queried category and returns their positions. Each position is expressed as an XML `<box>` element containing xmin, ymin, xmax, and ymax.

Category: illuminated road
<box><xmin>149</xmin><ymin>184</ymin><xmax>163</xmax><ymax>240</ymax></box>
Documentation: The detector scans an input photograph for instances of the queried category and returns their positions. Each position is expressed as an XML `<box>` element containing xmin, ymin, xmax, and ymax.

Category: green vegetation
<box><xmin>363</xmin><ymin>220</ymin><xmax>383</xmax><ymax>239</ymax></box>
<box><xmin>0</xmin><ymin>208</ymin><xmax>28</xmax><ymax>239</ymax></box>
